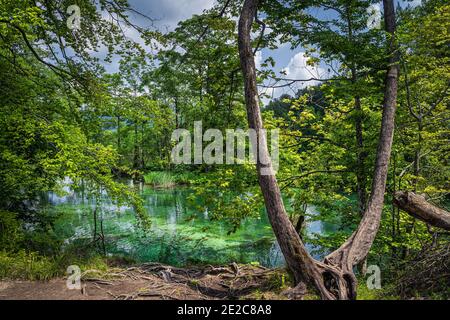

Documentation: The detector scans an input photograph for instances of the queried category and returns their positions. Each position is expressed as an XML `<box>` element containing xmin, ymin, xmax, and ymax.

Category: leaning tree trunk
<box><xmin>238</xmin><ymin>0</ymin><xmax>399</xmax><ymax>300</ymax></box>
<box><xmin>394</xmin><ymin>192</ymin><xmax>450</xmax><ymax>231</ymax></box>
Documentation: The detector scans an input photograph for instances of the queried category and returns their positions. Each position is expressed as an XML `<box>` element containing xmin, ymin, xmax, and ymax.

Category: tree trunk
<box><xmin>394</xmin><ymin>192</ymin><xmax>450</xmax><ymax>231</ymax></box>
<box><xmin>134</xmin><ymin>123</ymin><xmax>139</xmax><ymax>170</ymax></box>
<box><xmin>175</xmin><ymin>97</ymin><xmax>179</xmax><ymax>129</ymax></box>
<box><xmin>346</xmin><ymin>5</ymin><xmax>367</xmax><ymax>215</ymax></box>
<box><xmin>355</xmin><ymin>97</ymin><xmax>368</xmax><ymax>273</ymax></box>
<box><xmin>238</xmin><ymin>0</ymin><xmax>399</xmax><ymax>300</ymax></box>
<box><xmin>355</xmin><ymin>96</ymin><xmax>367</xmax><ymax>214</ymax></box>
<box><xmin>117</xmin><ymin>115</ymin><xmax>121</xmax><ymax>153</ymax></box>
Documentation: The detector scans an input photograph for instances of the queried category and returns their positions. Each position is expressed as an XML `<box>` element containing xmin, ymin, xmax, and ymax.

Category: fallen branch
<box><xmin>393</xmin><ymin>191</ymin><xmax>450</xmax><ymax>231</ymax></box>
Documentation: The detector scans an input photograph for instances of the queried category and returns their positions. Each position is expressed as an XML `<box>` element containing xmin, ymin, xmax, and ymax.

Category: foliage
<box><xmin>189</xmin><ymin>166</ymin><xmax>262</xmax><ymax>233</ymax></box>
<box><xmin>0</xmin><ymin>211</ymin><xmax>24</xmax><ymax>252</ymax></box>
<box><xmin>0</xmin><ymin>250</ymin><xmax>59</xmax><ymax>281</ymax></box>
<box><xmin>144</xmin><ymin>171</ymin><xmax>195</xmax><ymax>187</ymax></box>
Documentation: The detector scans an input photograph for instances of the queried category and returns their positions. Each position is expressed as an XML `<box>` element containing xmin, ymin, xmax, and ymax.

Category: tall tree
<box><xmin>238</xmin><ymin>0</ymin><xmax>399</xmax><ymax>299</ymax></box>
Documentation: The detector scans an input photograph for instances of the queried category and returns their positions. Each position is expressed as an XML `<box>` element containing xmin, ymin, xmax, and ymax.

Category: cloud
<box><xmin>408</xmin><ymin>0</ymin><xmax>423</xmax><ymax>8</ymax></box>
<box><xmin>282</xmin><ymin>52</ymin><xmax>323</xmax><ymax>85</ymax></box>
<box><xmin>255</xmin><ymin>51</ymin><xmax>263</xmax><ymax>70</ymax></box>
<box><xmin>129</xmin><ymin>0</ymin><xmax>215</xmax><ymax>31</ymax></box>
<box><xmin>260</xmin><ymin>52</ymin><xmax>326</xmax><ymax>104</ymax></box>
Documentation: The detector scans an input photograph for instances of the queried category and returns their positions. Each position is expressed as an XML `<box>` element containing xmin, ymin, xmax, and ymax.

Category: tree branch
<box><xmin>394</xmin><ymin>192</ymin><xmax>450</xmax><ymax>231</ymax></box>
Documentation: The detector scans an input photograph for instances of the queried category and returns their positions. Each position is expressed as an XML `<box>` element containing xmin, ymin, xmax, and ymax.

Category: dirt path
<box><xmin>0</xmin><ymin>278</ymin><xmax>153</xmax><ymax>300</ymax></box>
<box><xmin>0</xmin><ymin>263</ymin><xmax>288</xmax><ymax>300</ymax></box>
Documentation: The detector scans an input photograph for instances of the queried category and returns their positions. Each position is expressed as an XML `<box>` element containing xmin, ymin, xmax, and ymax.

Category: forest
<box><xmin>0</xmin><ymin>0</ymin><xmax>449</xmax><ymax>301</ymax></box>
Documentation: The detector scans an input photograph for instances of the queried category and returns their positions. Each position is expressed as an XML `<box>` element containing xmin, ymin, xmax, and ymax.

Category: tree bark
<box><xmin>394</xmin><ymin>192</ymin><xmax>450</xmax><ymax>231</ymax></box>
<box><xmin>238</xmin><ymin>0</ymin><xmax>399</xmax><ymax>300</ymax></box>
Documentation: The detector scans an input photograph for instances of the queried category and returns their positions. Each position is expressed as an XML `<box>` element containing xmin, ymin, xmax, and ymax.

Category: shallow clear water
<box><xmin>43</xmin><ymin>186</ymin><xmax>331</xmax><ymax>268</ymax></box>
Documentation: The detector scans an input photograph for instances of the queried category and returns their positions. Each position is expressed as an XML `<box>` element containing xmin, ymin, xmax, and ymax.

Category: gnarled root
<box><xmin>308</xmin><ymin>261</ymin><xmax>357</xmax><ymax>300</ymax></box>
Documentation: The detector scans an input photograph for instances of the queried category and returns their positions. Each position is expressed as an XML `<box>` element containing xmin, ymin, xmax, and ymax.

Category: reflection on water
<box><xmin>43</xmin><ymin>186</ymin><xmax>330</xmax><ymax>268</ymax></box>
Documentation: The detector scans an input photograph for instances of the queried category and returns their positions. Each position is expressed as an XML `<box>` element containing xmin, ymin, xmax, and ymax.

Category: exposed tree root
<box><xmin>76</xmin><ymin>263</ymin><xmax>290</xmax><ymax>300</ymax></box>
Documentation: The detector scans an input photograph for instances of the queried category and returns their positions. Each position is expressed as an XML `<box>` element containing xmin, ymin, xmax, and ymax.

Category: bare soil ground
<box><xmin>0</xmin><ymin>263</ymin><xmax>289</xmax><ymax>300</ymax></box>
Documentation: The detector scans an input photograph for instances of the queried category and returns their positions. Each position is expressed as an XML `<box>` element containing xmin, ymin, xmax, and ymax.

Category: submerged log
<box><xmin>394</xmin><ymin>191</ymin><xmax>450</xmax><ymax>231</ymax></box>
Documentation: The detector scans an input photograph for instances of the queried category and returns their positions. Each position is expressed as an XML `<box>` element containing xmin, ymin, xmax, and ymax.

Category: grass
<box><xmin>0</xmin><ymin>250</ymin><xmax>59</xmax><ymax>281</ymax></box>
<box><xmin>144</xmin><ymin>171</ymin><xmax>175</xmax><ymax>188</ymax></box>
<box><xmin>144</xmin><ymin>171</ymin><xmax>196</xmax><ymax>188</ymax></box>
<box><xmin>0</xmin><ymin>249</ymin><xmax>124</xmax><ymax>281</ymax></box>
<box><xmin>356</xmin><ymin>278</ymin><xmax>399</xmax><ymax>300</ymax></box>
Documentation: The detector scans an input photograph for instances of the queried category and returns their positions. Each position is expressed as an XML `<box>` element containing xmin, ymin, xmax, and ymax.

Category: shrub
<box><xmin>0</xmin><ymin>250</ymin><xmax>58</xmax><ymax>281</ymax></box>
<box><xmin>0</xmin><ymin>211</ymin><xmax>24</xmax><ymax>252</ymax></box>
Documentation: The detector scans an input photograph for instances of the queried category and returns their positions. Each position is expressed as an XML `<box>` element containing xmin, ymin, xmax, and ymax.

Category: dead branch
<box><xmin>394</xmin><ymin>191</ymin><xmax>450</xmax><ymax>231</ymax></box>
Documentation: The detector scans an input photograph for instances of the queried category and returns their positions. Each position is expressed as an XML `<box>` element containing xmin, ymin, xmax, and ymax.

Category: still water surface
<box><xmin>44</xmin><ymin>186</ymin><xmax>332</xmax><ymax>267</ymax></box>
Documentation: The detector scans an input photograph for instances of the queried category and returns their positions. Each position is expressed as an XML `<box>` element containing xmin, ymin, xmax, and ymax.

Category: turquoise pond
<box><xmin>43</xmin><ymin>185</ymin><xmax>333</xmax><ymax>268</ymax></box>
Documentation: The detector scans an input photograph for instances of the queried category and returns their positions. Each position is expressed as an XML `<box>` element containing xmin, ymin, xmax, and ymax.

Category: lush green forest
<box><xmin>0</xmin><ymin>0</ymin><xmax>448</xmax><ymax>300</ymax></box>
